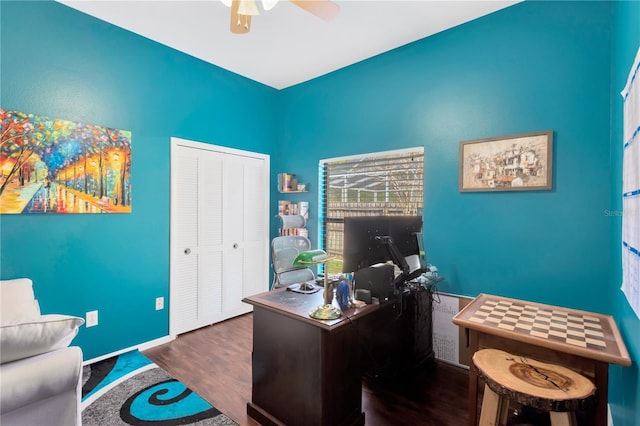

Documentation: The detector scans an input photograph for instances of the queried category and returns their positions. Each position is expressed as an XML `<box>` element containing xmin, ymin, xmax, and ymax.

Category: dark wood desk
<box><xmin>453</xmin><ymin>294</ymin><xmax>631</xmax><ymax>426</ymax></box>
<box><xmin>243</xmin><ymin>287</ymin><xmax>379</xmax><ymax>426</ymax></box>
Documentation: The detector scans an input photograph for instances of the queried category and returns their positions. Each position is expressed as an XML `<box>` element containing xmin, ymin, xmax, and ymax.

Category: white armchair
<box><xmin>0</xmin><ymin>278</ymin><xmax>84</xmax><ymax>426</ymax></box>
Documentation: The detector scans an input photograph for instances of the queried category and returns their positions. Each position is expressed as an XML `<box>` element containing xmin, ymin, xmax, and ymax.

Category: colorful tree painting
<box><xmin>0</xmin><ymin>109</ymin><xmax>132</xmax><ymax>213</ymax></box>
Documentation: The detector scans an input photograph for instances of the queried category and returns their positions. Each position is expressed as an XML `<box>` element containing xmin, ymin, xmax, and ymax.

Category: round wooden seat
<box><xmin>472</xmin><ymin>349</ymin><xmax>596</xmax><ymax>426</ymax></box>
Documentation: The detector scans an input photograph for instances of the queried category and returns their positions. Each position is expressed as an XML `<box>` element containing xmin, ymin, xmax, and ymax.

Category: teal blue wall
<box><xmin>2</xmin><ymin>1</ymin><xmax>637</xmax><ymax>423</ymax></box>
<box><xmin>280</xmin><ymin>1</ymin><xmax>614</xmax><ymax>313</ymax></box>
<box><xmin>609</xmin><ymin>2</ymin><xmax>640</xmax><ymax>426</ymax></box>
<box><xmin>0</xmin><ymin>0</ymin><xmax>279</xmax><ymax>360</ymax></box>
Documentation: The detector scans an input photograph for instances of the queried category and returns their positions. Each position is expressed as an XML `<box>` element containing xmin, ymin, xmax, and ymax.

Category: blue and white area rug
<box><xmin>82</xmin><ymin>350</ymin><xmax>237</xmax><ymax>426</ymax></box>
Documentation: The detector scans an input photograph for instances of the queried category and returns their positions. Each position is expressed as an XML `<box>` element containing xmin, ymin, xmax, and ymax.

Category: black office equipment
<box><xmin>359</xmin><ymin>285</ymin><xmax>434</xmax><ymax>378</ymax></box>
<box><xmin>355</xmin><ymin>289</ymin><xmax>372</xmax><ymax>304</ymax></box>
<box><xmin>343</xmin><ymin>215</ymin><xmax>434</xmax><ymax>378</ymax></box>
<box><xmin>354</xmin><ymin>263</ymin><xmax>395</xmax><ymax>303</ymax></box>
<box><xmin>342</xmin><ymin>215</ymin><xmax>422</xmax><ymax>275</ymax></box>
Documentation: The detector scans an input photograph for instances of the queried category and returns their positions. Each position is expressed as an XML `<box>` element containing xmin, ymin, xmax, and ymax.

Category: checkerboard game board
<box><xmin>468</xmin><ymin>298</ymin><xmax>608</xmax><ymax>350</ymax></box>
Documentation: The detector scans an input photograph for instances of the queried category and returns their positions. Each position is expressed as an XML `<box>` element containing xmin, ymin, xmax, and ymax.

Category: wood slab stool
<box><xmin>472</xmin><ymin>349</ymin><xmax>596</xmax><ymax>426</ymax></box>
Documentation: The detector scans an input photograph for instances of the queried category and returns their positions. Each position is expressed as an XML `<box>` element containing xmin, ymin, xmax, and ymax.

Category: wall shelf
<box><xmin>277</xmin><ymin>173</ymin><xmax>309</xmax><ymax>237</ymax></box>
<box><xmin>277</xmin><ymin>172</ymin><xmax>308</xmax><ymax>193</ymax></box>
<box><xmin>278</xmin><ymin>189</ymin><xmax>308</xmax><ymax>194</ymax></box>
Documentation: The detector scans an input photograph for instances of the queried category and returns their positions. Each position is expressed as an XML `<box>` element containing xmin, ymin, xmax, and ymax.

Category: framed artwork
<box><xmin>459</xmin><ymin>130</ymin><xmax>553</xmax><ymax>192</ymax></box>
<box><xmin>0</xmin><ymin>108</ymin><xmax>132</xmax><ymax>214</ymax></box>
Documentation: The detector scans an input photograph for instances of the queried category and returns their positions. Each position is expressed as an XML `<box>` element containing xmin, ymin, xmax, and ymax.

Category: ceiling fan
<box><xmin>220</xmin><ymin>0</ymin><xmax>340</xmax><ymax>34</ymax></box>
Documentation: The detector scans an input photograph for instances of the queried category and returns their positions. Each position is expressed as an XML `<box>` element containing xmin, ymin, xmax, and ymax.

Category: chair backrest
<box><xmin>278</xmin><ymin>214</ymin><xmax>306</xmax><ymax>229</ymax></box>
<box><xmin>271</xmin><ymin>235</ymin><xmax>311</xmax><ymax>273</ymax></box>
<box><xmin>271</xmin><ymin>235</ymin><xmax>315</xmax><ymax>288</ymax></box>
<box><xmin>274</xmin><ymin>268</ymin><xmax>316</xmax><ymax>288</ymax></box>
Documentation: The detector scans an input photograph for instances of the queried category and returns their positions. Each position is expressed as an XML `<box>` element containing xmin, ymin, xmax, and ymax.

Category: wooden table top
<box><xmin>452</xmin><ymin>293</ymin><xmax>631</xmax><ymax>367</ymax></box>
<box><xmin>243</xmin><ymin>286</ymin><xmax>380</xmax><ymax>331</ymax></box>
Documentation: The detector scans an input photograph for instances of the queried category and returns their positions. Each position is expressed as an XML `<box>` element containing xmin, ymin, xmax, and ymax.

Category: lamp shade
<box><xmin>261</xmin><ymin>0</ymin><xmax>279</xmax><ymax>10</ymax></box>
<box><xmin>293</xmin><ymin>248</ymin><xmax>341</xmax><ymax>320</ymax></box>
<box><xmin>221</xmin><ymin>0</ymin><xmax>278</xmax><ymax>11</ymax></box>
<box><xmin>293</xmin><ymin>250</ymin><xmax>328</xmax><ymax>267</ymax></box>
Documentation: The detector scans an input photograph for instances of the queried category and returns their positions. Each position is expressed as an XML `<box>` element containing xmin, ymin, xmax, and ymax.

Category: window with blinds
<box><xmin>319</xmin><ymin>147</ymin><xmax>424</xmax><ymax>274</ymax></box>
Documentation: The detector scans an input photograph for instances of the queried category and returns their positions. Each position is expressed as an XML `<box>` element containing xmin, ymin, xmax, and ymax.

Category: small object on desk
<box><xmin>337</xmin><ymin>278</ymin><xmax>349</xmax><ymax>311</ymax></box>
<box><xmin>355</xmin><ymin>289</ymin><xmax>372</xmax><ymax>304</ymax></box>
<box><xmin>352</xmin><ymin>299</ymin><xmax>367</xmax><ymax>308</ymax></box>
<box><xmin>309</xmin><ymin>304</ymin><xmax>342</xmax><ymax>320</ymax></box>
<box><xmin>309</xmin><ymin>278</ymin><xmax>341</xmax><ymax>320</ymax></box>
<box><xmin>292</xmin><ymin>249</ymin><xmax>341</xmax><ymax>320</ymax></box>
<box><xmin>287</xmin><ymin>281</ymin><xmax>321</xmax><ymax>294</ymax></box>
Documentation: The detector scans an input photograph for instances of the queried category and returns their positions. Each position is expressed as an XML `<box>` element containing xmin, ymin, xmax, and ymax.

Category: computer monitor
<box><xmin>342</xmin><ymin>215</ymin><xmax>423</xmax><ymax>274</ymax></box>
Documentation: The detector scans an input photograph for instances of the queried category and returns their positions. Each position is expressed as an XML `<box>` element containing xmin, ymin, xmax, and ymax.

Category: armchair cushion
<box><xmin>0</xmin><ymin>346</ymin><xmax>82</xmax><ymax>414</ymax></box>
<box><xmin>0</xmin><ymin>278</ymin><xmax>40</xmax><ymax>325</ymax></box>
<box><xmin>0</xmin><ymin>315</ymin><xmax>84</xmax><ymax>364</ymax></box>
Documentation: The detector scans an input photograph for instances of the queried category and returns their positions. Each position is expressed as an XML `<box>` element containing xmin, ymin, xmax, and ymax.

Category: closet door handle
<box><xmin>184</xmin><ymin>248</ymin><xmax>191</xmax><ymax>255</ymax></box>
<box><xmin>233</xmin><ymin>243</ymin><xmax>239</xmax><ymax>249</ymax></box>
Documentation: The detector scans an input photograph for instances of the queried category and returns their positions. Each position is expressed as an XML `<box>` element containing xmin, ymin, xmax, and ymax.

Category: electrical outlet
<box><xmin>86</xmin><ymin>310</ymin><xmax>98</xmax><ymax>327</ymax></box>
<box><xmin>155</xmin><ymin>297</ymin><xmax>164</xmax><ymax>311</ymax></box>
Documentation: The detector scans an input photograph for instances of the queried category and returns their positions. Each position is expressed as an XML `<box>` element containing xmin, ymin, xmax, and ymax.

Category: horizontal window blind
<box><xmin>621</xmin><ymin>47</ymin><xmax>640</xmax><ymax>319</ymax></box>
<box><xmin>319</xmin><ymin>148</ymin><xmax>424</xmax><ymax>274</ymax></box>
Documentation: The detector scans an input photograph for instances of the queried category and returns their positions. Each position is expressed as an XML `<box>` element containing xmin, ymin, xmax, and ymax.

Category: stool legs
<box><xmin>473</xmin><ymin>349</ymin><xmax>596</xmax><ymax>426</ymax></box>
<box><xmin>549</xmin><ymin>411</ymin><xmax>577</xmax><ymax>426</ymax></box>
<box><xmin>479</xmin><ymin>384</ymin><xmax>509</xmax><ymax>426</ymax></box>
<box><xmin>478</xmin><ymin>384</ymin><xmax>577</xmax><ymax>426</ymax></box>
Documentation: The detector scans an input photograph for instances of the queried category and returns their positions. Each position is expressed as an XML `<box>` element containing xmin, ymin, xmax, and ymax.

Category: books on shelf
<box><xmin>278</xmin><ymin>200</ymin><xmax>290</xmax><ymax>215</ymax></box>
<box><xmin>277</xmin><ymin>173</ymin><xmax>309</xmax><ymax>237</ymax></box>
<box><xmin>299</xmin><ymin>201</ymin><xmax>309</xmax><ymax>219</ymax></box>
<box><xmin>278</xmin><ymin>173</ymin><xmax>295</xmax><ymax>192</ymax></box>
<box><xmin>277</xmin><ymin>199</ymin><xmax>309</xmax><ymax>237</ymax></box>
<box><xmin>278</xmin><ymin>173</ymin><xmax>307</xmax><ymax>192</ymax></box>
<box><xmin>279</xmin><ymin>227</ymin><xmax>308</xmax><ymax>237</ymax></box>
<box><xmin>278</xmin><ymin>200</ymin><xmax>309</xmax><ymax>219</ymax></box>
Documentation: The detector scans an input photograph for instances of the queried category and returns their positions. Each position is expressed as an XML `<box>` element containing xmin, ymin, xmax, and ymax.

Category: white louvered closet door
<box><xmin>239</xmin><ymin>156</ymin><xmax>269</xmax><ymax>298</ymax></box>
<box><xmin>171</xmin><ymin>149</ymin><xmax>202</xmax><ymax>335</ymax></box>
<box><xmin>170</xmin><ymin>138</ymin><xmax>269</xmax><ymax>336</ymax></box>
<box><xmin>222</xmin><ymin>154</ymin><xmax>269</xmax><ymax>313</ymax></box>
<box><xmin>197</xmin><ymin>149</ymin><xmax>224</xmax><ymax>327</ymax></box>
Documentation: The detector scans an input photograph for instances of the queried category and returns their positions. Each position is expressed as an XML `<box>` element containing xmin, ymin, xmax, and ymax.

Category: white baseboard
<box><xmin>434</xmin><ymin>356</ymin><xmax>470</xmax><ymax>370</ymax></box>
<box><xmin>82</xmin><ymin>334</ymin><xmax>174</xmax><ymax>366</ymax></box>
<box><xmin>608</xmin><ymin>404</ymin><xmax>613</xmax><ymax>426</ymax></box>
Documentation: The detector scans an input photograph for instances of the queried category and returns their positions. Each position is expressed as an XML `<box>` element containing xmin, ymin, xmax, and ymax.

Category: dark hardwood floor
<box><xmin>144</xmin><ymin>313</ymin><xmax>586</xmax><ymax>426</ymax></box>
<box><xmin>143</xmin><ymin>312</ymin><xmax>471</xmax><ymax>426</ymax></box>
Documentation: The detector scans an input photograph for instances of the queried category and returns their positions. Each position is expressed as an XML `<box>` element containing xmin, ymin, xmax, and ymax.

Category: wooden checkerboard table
<box><xmin>453</xmin><ymin>294</ymin><xmax>631</xmax><ymax>426</ymax></box>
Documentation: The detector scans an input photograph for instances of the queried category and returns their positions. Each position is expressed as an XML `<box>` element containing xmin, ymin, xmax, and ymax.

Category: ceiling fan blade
<box><xmin>230</xmin><ymin>0</ymin><xmax>252</xmax><ymax>34</ymax></box>
<box><xmin>290</xmin><ymin>0</ymin><xmax>340</xmax><ymax>21</ymax></box>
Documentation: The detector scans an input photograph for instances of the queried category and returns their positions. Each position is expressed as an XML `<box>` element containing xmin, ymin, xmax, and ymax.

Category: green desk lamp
<box><xmin>293</xmin><ymin>249</ymin><xmax>341</xmax><ymax>320</ymax></box>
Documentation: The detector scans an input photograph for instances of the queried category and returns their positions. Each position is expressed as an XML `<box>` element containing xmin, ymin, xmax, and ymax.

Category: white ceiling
<box><xmin>58</xmin><ymin>0</ymin><xmax>520</xmax><ymax>89</ymax></box>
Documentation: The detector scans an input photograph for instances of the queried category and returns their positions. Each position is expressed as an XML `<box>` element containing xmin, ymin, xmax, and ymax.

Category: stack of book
<box><xmin>277</xmin><ymin>200</ymin><xmax>309</xmax><ymax>237</ymax></box>
<box><xmin>280</xmin><ymin>227</ymin><xmax>309</xmax><ymax>237</ymax></box>
<box><xmin>277</xmin><ymin>200</ymin><xmax>309</xmax><ymax>219</ymax></box>
<box><xmin>277</xmin><ymin>173</ymin><xmax>299</xmax><ymax>192</ymax></box>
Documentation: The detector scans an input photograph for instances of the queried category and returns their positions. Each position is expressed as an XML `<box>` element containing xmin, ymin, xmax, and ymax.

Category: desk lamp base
<box><xmin>309</xmin><ymin>304</ymin><xmax>341</xmax><ymax>320</ymax></box>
